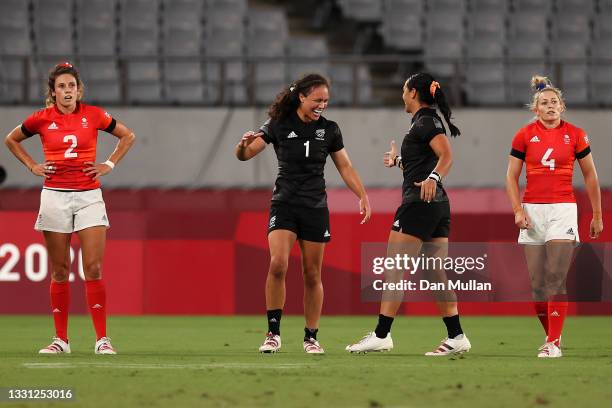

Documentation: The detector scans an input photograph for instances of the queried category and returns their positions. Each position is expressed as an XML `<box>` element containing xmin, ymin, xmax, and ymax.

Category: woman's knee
<box><xmin>50</xmin><ymin>262</ymin><xmax>70</xmax><ymax>282</ymax></box>
<box><xmin>268</xmin><ymin>256</ymin><xmax>289</xmax><ymax>279</ymax></box>
<box><xmin>83</xmin><ymin>261</ymin><xmax>102</xmax><ymax>280</ymax></box>
<box><xmin>303</xmin><ymin>266</ymin><xmax>322</xmax><ymax>287</ymax></box>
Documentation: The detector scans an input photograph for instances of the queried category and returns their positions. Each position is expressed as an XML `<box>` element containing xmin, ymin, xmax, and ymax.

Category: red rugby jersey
<box><xmin>511</xmin><ymin>120</ymin><xmax>591</xmax><ymax>203</ymax></box>
<box><xmin>21</xmin><ymin>103</ymin><xmax>116</xmax><ymax>190</ymax></box>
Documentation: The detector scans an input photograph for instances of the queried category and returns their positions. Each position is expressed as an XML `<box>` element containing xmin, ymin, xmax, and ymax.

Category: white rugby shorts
<box><xmin>518</xmin><ymin>203</ymin><xmax>578</xmax><ymax>244</ymax></box>
<box><xmin>35</xmin><ymin>188</ymin><xmax>110</xmax><ymax>233</ymax></box>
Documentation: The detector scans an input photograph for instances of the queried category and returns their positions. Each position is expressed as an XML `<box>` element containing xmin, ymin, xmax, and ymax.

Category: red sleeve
<box><xmin>575</xmin><ymin>128</ymin><xmax>590</xmax><ymax>158</ymax></box>
<box><xmin>21</xmin><ymin>110</ymin><xmax>43</xmax><ymax>137</ymax></box>
<box><xmin>510</xmin><ymin>129</ymin><xmax>526</xmax><ymax>160</ymax></box>
<box><xmin>92</xmin><ymin>106</ymin><xmax>115</xmax><ymax>132</ymax></box>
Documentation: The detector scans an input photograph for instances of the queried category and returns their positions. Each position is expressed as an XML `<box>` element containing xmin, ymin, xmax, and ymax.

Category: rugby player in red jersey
<box><xmin>506</xmin><ymin>75</ymin><xmax>603</xmax><ymax>358</ymax></box>
<box><xmin>4</xmin><ymin>62</ymin><xmax>136</xmax><ymax>355</ymax></box>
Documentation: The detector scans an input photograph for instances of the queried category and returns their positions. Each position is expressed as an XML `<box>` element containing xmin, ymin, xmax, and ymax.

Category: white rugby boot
<box><xmin>425</xmin><ymin>334</ymin><xmax>471</xmax><ymax>356</ymax></box>
<box><xmin>346</xmin><ymin>332</ymin><xmax>393</xmax><ymax>353</ymax></box>
<box><xmin>259</xmin><ymin>332</ymin><xmax>281</xmax><ymax>353</ymax></box>
<box><xmin>39</xmin><ymin>337</ymin><xmax>71</xmax><ymax>354</ymax></box>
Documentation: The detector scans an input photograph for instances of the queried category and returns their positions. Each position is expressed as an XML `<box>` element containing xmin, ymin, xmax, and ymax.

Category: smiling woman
<box><xmin>235</xmin><ymin>73</ymin><xmax>371</xmax><ymax>355</ymax></box>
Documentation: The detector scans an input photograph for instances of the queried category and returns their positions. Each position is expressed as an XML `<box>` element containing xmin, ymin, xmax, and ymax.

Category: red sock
<box><xmin>85</xmin><ymin>279</ymin><xmax>107</xmax><ymax>340</ymax></box>
<box><xmin>534</xmin><ymin>301</ymin><xmax>548</xmax><ymax>335</ymax></box>
<box><xmin>50</xmin><ymin>281</ymin><xmax>70</xmax><ymax>342</ymax></box>
<box><xmin>546</xmin><ymin>296</ymin><xmax>568</xmax><ymax>347</ymax></box>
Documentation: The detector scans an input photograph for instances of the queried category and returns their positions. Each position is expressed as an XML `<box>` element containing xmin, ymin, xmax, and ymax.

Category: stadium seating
<box><xmin>0</xmin><ymin>0</ymin><xmax>609</xmax><ymax>106</ymax></box>
<box><xmin>379</xmin><ymin>0</ymin><xmax>423</xmax><ymax>51</ymax></box>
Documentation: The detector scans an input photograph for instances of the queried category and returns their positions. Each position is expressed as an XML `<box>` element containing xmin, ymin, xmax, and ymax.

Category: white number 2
<box><xmin>304</xmin><ymin>140</ymin><xmax>310</xmax><ymax>157</ymax></box>
<box><xmin>541</xmin><ymin>148</ymin><xmax>555</xmax><ymax>170</ymax></box>
<box><xmin>63</xmin><ymin>134</ymin><xmax>78</xmax><ymax>158</ymax></box>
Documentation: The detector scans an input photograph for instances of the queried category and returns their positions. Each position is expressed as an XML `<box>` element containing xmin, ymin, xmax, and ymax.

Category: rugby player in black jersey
<box><xmin>346</xmin><ymin>73</ymin><xmax>471</xmax><ymax>356</ymax></box>
<box><xmin>235</xmin><ymin>73</ymin><xmax>371</xmax><ymax>354</ymax></box>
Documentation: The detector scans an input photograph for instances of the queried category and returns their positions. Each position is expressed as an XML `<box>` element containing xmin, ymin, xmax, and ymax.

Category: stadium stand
<box><xmin>0</xmin><ymin>0</ymin><xmax>608</xmax><ymax>107</ymax></box>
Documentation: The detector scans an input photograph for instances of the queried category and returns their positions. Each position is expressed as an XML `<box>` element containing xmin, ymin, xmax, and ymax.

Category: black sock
<box><xmin>374</xmin><ymin>314</ymin><xmax>394</xmax><ymax>339</ymax></box>
<box><xmin>267</xmin><ymin>309</ymin><xmax>282</xmax><ymax>335</ymax></box>
<box><xmin>442</xmin><ymin>314</ymin><xmax>463</xmax><ymax>339</ymax></box>
<box><xmin>304</xmin><ymin>327</ymin><xmax>318</xmax><ymax>341</ymax></box>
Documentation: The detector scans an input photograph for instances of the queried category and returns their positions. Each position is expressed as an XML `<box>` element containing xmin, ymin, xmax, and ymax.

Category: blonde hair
<box><xmin>528</xmin><ymin>75</ymin><xmax>565</xmax><ymax>111</ymax></box>
<box><xmin>45</xmin><ymin>62</ymin><xmax>85</xmax><ymax>107</ymax></box>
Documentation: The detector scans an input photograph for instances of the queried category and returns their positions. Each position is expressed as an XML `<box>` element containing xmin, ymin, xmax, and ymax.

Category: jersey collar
<box><xmin>535</xmin><ymin>119</ymin><xmax>565</xmax><ymax>132</ymax></box>
<box><xmin>53</xmin><ymin>101</ymin><xmax>82</xmax><ymax>115</ymax></box>
<box><xmin>411</xmin><ymin>107</ymin><xmax>436</xmax><ymax>123</ymax></box>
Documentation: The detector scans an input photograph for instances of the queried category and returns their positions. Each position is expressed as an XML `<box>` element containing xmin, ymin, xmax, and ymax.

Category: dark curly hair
<box><xmin>268</xmin><ymin>73</ymin><xmax>330</xmax><ymax>122</ymax></box>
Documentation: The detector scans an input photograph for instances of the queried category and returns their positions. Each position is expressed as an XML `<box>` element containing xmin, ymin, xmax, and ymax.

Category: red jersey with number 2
<box><xmin>511</xmin><ymin>120</ymin><xmax>591</xmax><ymax>204</ymax></box>
<box><xmin>22</xmin><ymin>103</ymin><xmax>114</xmax><ymax>190</ymax></box>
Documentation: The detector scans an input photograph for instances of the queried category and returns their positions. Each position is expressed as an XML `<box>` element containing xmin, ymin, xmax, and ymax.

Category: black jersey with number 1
<box><xmin>260</xmin><ymin>112</ymin><xmax>344</xmax><ymax>208</ymax></box>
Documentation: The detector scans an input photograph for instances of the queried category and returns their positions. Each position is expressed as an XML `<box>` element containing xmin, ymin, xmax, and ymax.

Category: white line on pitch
<box><xmin>23</xmin><ymin>362</ymin><xmax>311</xmax><ymax>370</ymax></box>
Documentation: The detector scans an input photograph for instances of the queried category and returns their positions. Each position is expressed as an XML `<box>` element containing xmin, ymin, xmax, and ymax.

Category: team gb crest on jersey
<box><xmin>315</xmin><ymin>129</ymin><xmax>325</xmax><ymax>140</ymax></box>
<box><xmin>81</xmin><ymin>117</ymin><xmax>88</xmax><ymax>128</ymax></box>
<box><xmin>563</xmin><ymin>134</ymin><xmax>570</xmax><ymax>145</ymax></box>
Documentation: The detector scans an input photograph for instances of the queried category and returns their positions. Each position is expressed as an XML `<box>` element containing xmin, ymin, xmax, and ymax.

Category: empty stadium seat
<box><xmin>165</xmin><ymin>82</ymin><xmax>204</xmax><ymax>104</ymax></box>
<box><xmin>86</xmin><ymin>82</ymin><xmax>122</xmax><ymax>104</ymax></box>
<box><xmin>424</xmin><ymin>10</ymin><xmax>465</xmax><ymax>76</ymax></box>
<box><xmin>0</xmin><ymin>58</ymin><xmax>27</xmax><ymax>103</ymax></box>
<box><xmin>161</xmin><ymin>0</ymin><xmax>203</xmax><ymax>56</ymax></box>
<box><xmin>464</xmin><ymin>62</ymin><xmax>506</xmax><ymax>105</ymax></box>
<box><xmin>119</xmin><ymin>0</ymin><xmax>160</xmax><ymax>56</ymax></box>
<box><xmin>512</xmin><ymin>0</ymin><xmax>552</xmax><ymax>14</ymax></box>
<box><xmin>338</xmin><ymin>0</ymin><xmax>383</xmax><ymax>22</ymax></box>
<box><xmin>556</xmin><ymin>0</ymin><xmax>594</xmax><ymax>14</ymax></box>
<box><xmin>0</xmin><ymin>0</ymin><xmax>31</xmax><ymax>56</ymax></box>
<box><xmin>33</xmin><ymin>0</ymin><xmax>74</xmax><ymax>56</ymax></box>
<box><xmin>469</xmin><ymin>0</ymin><xmax>509</xmax><ymax>12</ymax></box>
<box><xmin>379</xmin><ymin>10</ymin><xmax>422</xmax><ymax>50</ymax></box>
<box><xmin>127</xmin><ymin>82</ymin><xmax>163</xmax><ymax>103</ymax></box>
<box><xmin>164</xmin><ymin>61</ymin><xmax>204</xmax><ymax>104</ymax></box>
<box><xmin>78</xmin><ymin>60</ymin><xmax>120</xmax><ymax>82</ymax></box>
<box><xmin>428</xmin><ymin>0</ymin><xmax>466</xmax><ymax>13</ymax></box>
<box><xmin>76</xmin><ymin>0</ymin><xmax>117</xmax><ymax>57</ymax></box>
<box><xmin>287</xmin><ymin>37</ymin><xmax>329</xmax><ymax>80</ymax></box>
<box><xmin>467</xmin><ymin>11</ymin><xmax>506</xmax><ymax>42</ymax></box>
<box><xmin>246</xmin><ymin>9</ymin><xmax>288</xmax><ymax>57</ymax></box>
<box><xmin>329</xmin><ymin>64</ymin><xmax>373</xmax><ymax>105</ymax></box>
<box><xmin>206</xmin><ymin>0</ymin><xmax>247</xmax><ymax>15</ymax></box>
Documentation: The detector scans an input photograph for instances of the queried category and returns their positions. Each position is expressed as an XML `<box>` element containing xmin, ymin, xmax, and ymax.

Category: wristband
<box><xmin>428</xmin><ymin>171</ymin><xmax>441</xmax><ymax>182</ymax></box>
<box><xmin>103</xmin><ymin>160</ymin><xmax>115</xmax><ymax>169</ymax></box>
<box><xmin>393</xmin><ymin>156</ymin><xmax>402</xmax><ymax>167</ymax></box>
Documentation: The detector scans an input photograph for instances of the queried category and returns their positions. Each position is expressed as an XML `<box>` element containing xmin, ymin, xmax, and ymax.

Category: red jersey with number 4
<box><xmin>21</xmin><ymin>103</ymin><xmax>114</xmax><ymax>190</ymax></box>
<box><xmin>511</xmin><ymin>120</ymin><xmax>591</xmax><ymax>204</ymax></box>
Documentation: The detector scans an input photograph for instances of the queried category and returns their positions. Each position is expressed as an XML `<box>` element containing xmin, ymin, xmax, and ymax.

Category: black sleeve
<box><xmin>576</xmin><ymin>146</ymin><xmax>591</xmax><ymax>160</ymax></box>
<box><xmin>21</xmin><ymin>124</ymin><xmax>34</xmax><ymax>138</ymax></box>
<box><xmin>418</xmin><ymin>117</ymin><xmax>446</xmax><ymax>143</ymax></box>
<box><xmin>329</xmin><ymin>122</ymin><xmax>344</xmax><ymax>153</ymax></box>
<box><xmin>103</xmin><ymin>118</ymin><xmax>117</xmax><ymax>133</ymax></box>
<box><xmin>259</xmin><ymin>119</ymin><xmax>276</xmax><ymax>144</ymax></box>
<box><xmin>510</xmin><ymin>148</ymin><xmax>526</xmax><ymax>160</ymax></box>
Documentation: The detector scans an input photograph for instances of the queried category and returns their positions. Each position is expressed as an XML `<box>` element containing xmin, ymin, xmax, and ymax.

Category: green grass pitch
<box><xmin>1</xmin><ymin>315</ymin><xmax>611</xmax><ymax>407</ymax></box>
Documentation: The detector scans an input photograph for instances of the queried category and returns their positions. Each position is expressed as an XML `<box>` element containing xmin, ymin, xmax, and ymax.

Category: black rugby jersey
<box><xmin>400</xmin><ymin>107</ymin><xmax>448</xmax><ymax>203</ymax></box>
<box><xmin>260</xmin><ymin>112</ymin><xmax>344</xmax><ymax>208</ymax></box>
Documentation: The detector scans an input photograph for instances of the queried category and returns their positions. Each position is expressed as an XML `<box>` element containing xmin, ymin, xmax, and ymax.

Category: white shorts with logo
<box><xmin>35</xmin><ymin>188</ymin><xmax>110</xmax><ymax>233</ymax></box>
<box><xmin>518</xmin><ymin>203</ymin><xmax>579</xmax><ymax>244</ymax></box>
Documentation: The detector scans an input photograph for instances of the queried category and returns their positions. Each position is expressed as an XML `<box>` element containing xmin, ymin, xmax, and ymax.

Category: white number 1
<box><xmin>304</xmin><ymin>140</ymin><xmax>310</xmax><ymax>157</ymax></box>
<box><xmin>541</xmin><ymin>148</ymin><xmax>555</xmax><ymax>170</ymax></box>
<box><xmin>63</xmin><ymin>135</ymin><xmax>78</xmax><ymax>158</ymax></box>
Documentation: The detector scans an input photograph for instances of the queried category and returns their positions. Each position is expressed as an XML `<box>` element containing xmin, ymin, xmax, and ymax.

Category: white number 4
<box><xmin>541</xmin><ymin>148</ymin><xmax>555</xmax><ymax>170</ymax></box>
<box><xmin>64</xmin><ymin>134</ymin><xmax>77</xmax><ymax>158</ymax></box>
